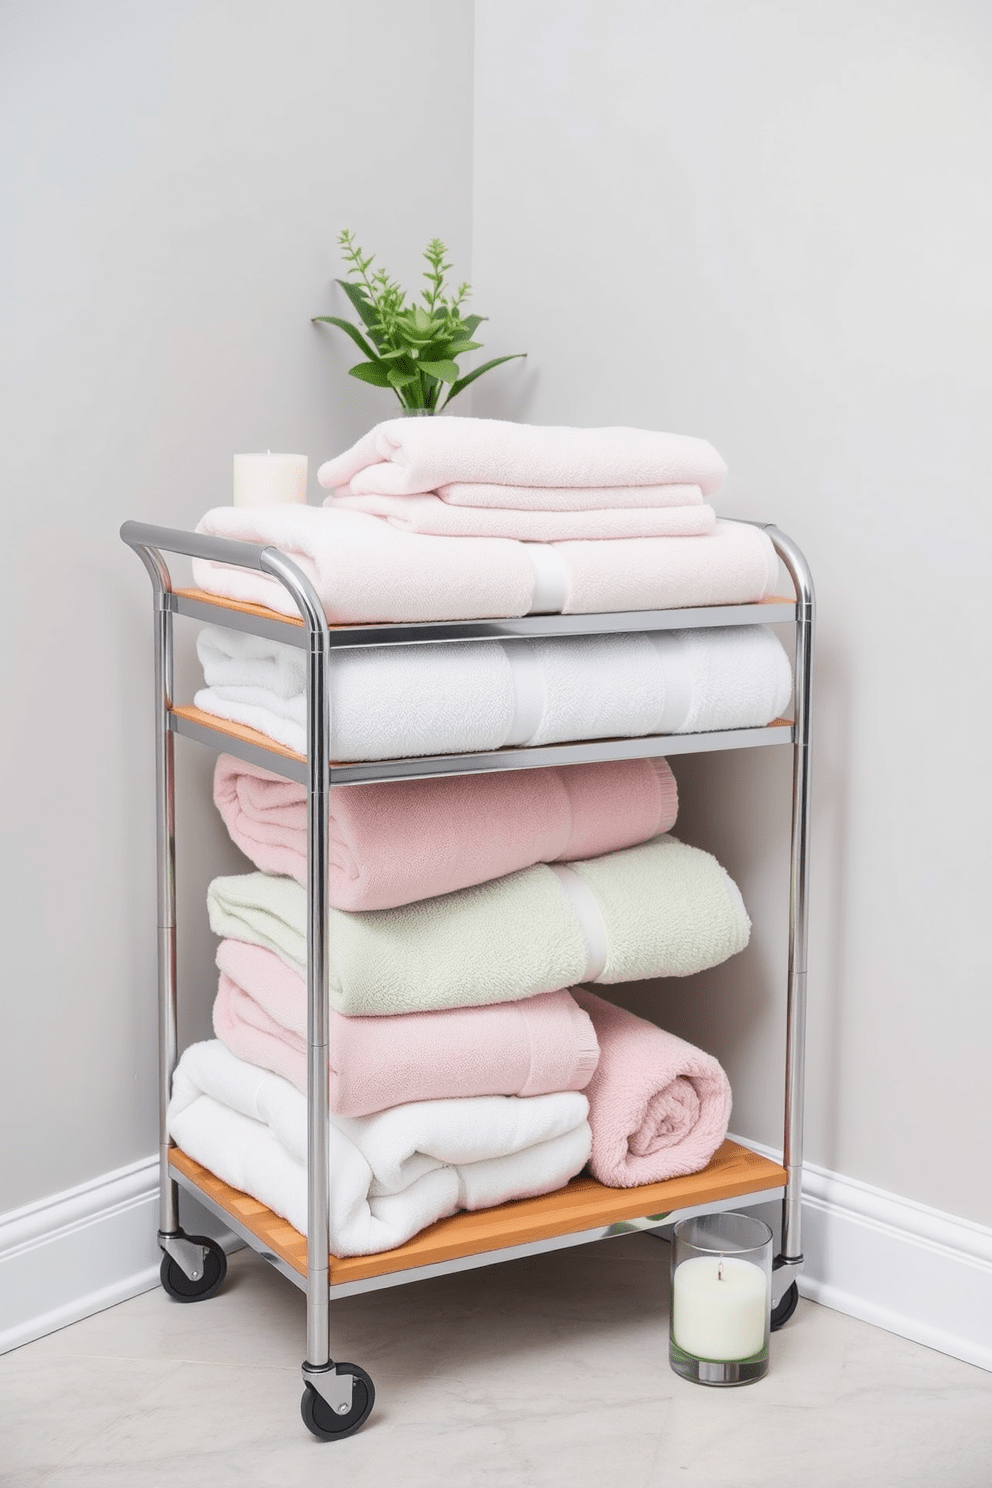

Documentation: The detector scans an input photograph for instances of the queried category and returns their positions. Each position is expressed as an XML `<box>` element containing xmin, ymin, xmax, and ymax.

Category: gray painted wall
<box><xmin>4</xmin><ymin>0</ymin><xmax>990</xmax><ymax>1238</ymax></box>
<box><xmin>472</xmin><ymin>0</ymin><xmax>992</xmax><ymax>1222</ymax></box>
<box><xmin>0</xmin><ymin>0</ymin><xmax>474</xmax><ymax>1209</ymax></box>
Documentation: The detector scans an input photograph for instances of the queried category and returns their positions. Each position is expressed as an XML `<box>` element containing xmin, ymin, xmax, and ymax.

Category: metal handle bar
<box><xmin>120</xmin><ymin>519</ymin><xmax>278</xmax><ymax>575</ymax></box>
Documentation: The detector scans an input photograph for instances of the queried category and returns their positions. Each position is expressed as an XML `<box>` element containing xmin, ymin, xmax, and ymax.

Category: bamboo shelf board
<box><xmin>174</xmin><ymin>586</ymin><xmax>796</xmax><ymax>632</ymax></box>
<box><xmin>172</xmin><ymin>705</ymin><xmax>305</xmax><ymax>764</ymax></box>
<box><xmin>170</xmin><ymin>703</ymin><xmax>793</xmax><ymax>768</ymax></box>
<box><xmin>169</xmin><ymin>1140</ymin><xmax>785</xmax><ymax>1288</ymax></box>
<box><xmin>176</xmin><ymin>587</ymin><xmax>304</xmax><ymax>628</ymax></box>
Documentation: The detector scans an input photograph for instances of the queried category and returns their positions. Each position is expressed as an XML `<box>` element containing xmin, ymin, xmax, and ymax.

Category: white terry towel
<box><xmin>168</xmin><ymin>1041</ymin><xmax>591</xmax><ymax>1257</ymax></box>
<box><xmin>191</xmin><ymin>505</ymin><xmax>778</xmax><ymax>624</ymax></box>
<box><xmin>194</xmin><ymin>622</ymin><xmax>792</xmax><ymax>760</ymax></box>
<box><xmin>322</xmin><ymin>491</ymin><xmax>717</xmax><ymax>540</ymax></box>
<box><xmin>206</xmin><ymin>835</ymin><xmax>751</xmax><ymax>1017</ymax></box>
<box><xmin>316</xmin><ymin>417</ymin><xmax>728</xmax><ymax>498</ymax></box>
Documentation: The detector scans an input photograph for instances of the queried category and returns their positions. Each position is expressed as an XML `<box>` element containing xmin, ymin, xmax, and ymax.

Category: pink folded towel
<box><xmin>212</xmin><ymin>938</ymin><xmax>600</xmax><ymax>1115</ymax></box>
<box><xmin>323</xmin><ymin>491</ymin><xmax>717</xmax><ymax>540</ymax></box>
<box><xmin>436</xmin><ymin>482</ymin><xmax>706</xmax><ymax>511</ymax></box>
<box><xmin>213</xmin><ymin>754</ymin><xmax>678</xmax><ymax>910</ymax></box>
<box><xmin>316</xmin><ymin>417</ymin><xmax>727</xmax><ymax>498</ymax></box>
<box><xmin>573</xmin><ymin>988</ymin><xmax>732</xmax><ymax>1187</ymax></box>
<box><xmin>192</xmin><ymin>506</ymin><xmax>779</xmax><ymax>624</ymax></box>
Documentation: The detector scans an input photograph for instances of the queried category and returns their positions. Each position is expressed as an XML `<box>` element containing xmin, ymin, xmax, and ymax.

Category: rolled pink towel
<box><xmin>213</xmin><ymin>754</ymin><xmax>678</xmax><ymax>911</ymax></box>
<box><xmin>573</xmin><ymin>988</ymin><xmax>732</xmax><ymax>1187</ymax></box>
<box><xmin>212</xmin><ymin>938</ymin><xmax>599</xmax><ymax>1115</ymax></box>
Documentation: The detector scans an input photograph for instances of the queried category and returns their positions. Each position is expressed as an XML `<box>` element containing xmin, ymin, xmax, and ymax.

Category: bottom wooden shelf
<box><xmin>169</xmin><ymin>1140</ymin><xmax>785</xmax><ymax>1289</ymax></box>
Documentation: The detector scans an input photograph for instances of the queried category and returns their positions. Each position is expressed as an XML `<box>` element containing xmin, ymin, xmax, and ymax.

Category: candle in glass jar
<box><xmin>672</xmin><ymin>1255</ymin><xmax>768</xmax><ymax>1361</ymax></box>
<box><xmin>233</xmin><ymin>452</ymin><xmax>308</xmax><ymax>507</ymax></box>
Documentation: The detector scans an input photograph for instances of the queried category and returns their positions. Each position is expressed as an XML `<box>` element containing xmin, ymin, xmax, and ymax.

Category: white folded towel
<box><xmin>191</xmin><ymin>506</ymin><xmax>777</xmax><ymax>624</ymax></box>
<box><xmin>323</xmin><ymin>491</ymin><xmax>717</xmax><ymax>540</ymax></box>
<box><xmin>316</xmin><ymin>417</ymin><xmax>728</xmax><ymax>498</ymax></box>
<box><xmin>168</xmin><ymin>1040</ymin><xmax>591</xmax><ymax>1256</ymax></box>
<box><xmin>206</xmin><ymin>834</ymin><xmax>751</xmax><ymax>1016</ymax></box>
<box><xmin>194</xmin><ymin>622</ymin><xmax>792</xmax><ymax>760</ymax></box>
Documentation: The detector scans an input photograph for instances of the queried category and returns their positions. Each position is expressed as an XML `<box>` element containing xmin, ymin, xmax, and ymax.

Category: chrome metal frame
<box><xmin>121</xmin><ymin>515</ymin><xmax>813</xmax><ymax>1383</ymax></box>
<box><xmin>122</xmin><ymin>523</ymin><xmax>337</xmax><ymax>1377</ymax></box>
<box><xmin>770</xmin><ymin>526</ymin><xmax>815</xmax><ymax>1265</ymax></box>
<box><xmin>170</xmin><ymin>708</ymin><xmax>795</xmax><ymax>789</ymax></box>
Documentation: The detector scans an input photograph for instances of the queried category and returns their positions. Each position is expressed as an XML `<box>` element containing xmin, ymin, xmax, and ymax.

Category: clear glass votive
<box><xmin>670</xmin><ymin>1213</ymin><xmax>772</xmax><ymax>1386</ymax></box>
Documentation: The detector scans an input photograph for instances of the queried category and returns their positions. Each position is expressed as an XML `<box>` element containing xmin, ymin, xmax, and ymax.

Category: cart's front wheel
<box><xmin>159</xmin><ymin>1236</ymin><xmax>227</xmax><ymax>1303</ymax></box>
<box><xmin>301</xmin><ymin>1365</ymin><xmax>375</xmax><ymax>1441</ymax></box>
<box><xmin>770</xmin><ymin>1280</ymin><xmax>800</xmax><ymax>1331</ymax></box>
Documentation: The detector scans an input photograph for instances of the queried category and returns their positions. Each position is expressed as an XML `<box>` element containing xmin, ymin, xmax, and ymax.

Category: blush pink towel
<box><xmin>573</xmin><ymin>988</ymin><xmax>732</xmax><ymax>1187</ymax></box>
<box><xmin>213</xmin><ymin>754</ymin><xmax>678</xmax><ymax>911</ymax></box>
<box><xmin>322</xmin><ymin>490</ymin><xmax>717</xmax><ymax>540</ymax></box>
<box><xmin>316</xmin><ymin>417</ymin><xmax>728</xmax><ymax>498</ymax></box>
<box><xmin>192</xmin><ymin>505</ymin><xmax>778</xmax><ymax>623</ymax></box>
<box><xmin>212</xmin><ymin>939</ymin><xmax>599</xmax><ymax>1115</ymax></box>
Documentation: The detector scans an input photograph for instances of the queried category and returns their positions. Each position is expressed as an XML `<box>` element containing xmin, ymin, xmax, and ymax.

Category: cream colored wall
<box><xmin>0</xmin><ymin>0</ymin><xmax>474</xmax><ymax>1209</ymax></box>
<box><xmin>471</xmin><ymin>0</ymin><xmax>992</xmax><ymax>1222</ymax></box>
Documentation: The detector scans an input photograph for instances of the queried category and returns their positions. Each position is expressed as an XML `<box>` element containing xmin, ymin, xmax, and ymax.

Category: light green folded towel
<box><xmin>207</xmin><ymin>835</ymin><xmax>750</xmax><ymax>1017</ymax></box>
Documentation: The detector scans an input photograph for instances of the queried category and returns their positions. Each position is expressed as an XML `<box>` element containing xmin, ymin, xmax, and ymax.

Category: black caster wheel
<box><xmin>301</xmin><ymin>1364</ymin><xmax>375</xmax><ymax>1441</ymax></box>
<box><xmin>159</xmin><ymin>1235</ymin><xmax>227</xmax><ymax>1303</ymax></box>
<box><xmin>770</xmin><ymin>1280</ymin><xmax>800</xmax><ymax>1331</ymax></box>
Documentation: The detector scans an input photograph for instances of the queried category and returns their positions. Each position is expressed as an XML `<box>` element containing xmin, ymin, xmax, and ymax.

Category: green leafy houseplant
<box><xmin>313</xmin><ymin>230</ymin><xmax>525</xmax><ymax>413</ymax></box>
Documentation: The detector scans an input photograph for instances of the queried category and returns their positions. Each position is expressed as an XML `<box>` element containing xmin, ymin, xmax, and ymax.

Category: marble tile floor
<box><xmin>2</xmin><ymin>1234</ymin><xmax>991</xmax><ymax>1488</ymax></box>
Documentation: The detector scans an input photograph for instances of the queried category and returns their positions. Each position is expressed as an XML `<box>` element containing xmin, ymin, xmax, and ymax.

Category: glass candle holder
<box><xmin>670</xmin><ymin>1213</ymin><xmax>772</xmax><ymax>1386</ymax></box>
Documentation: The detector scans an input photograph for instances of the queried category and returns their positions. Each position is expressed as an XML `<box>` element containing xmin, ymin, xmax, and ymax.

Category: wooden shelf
<box><xmin>176</xmin><ymin>586</ymin><xmax>304</xmax><ymax>627</ymax></box>
<box><xmin>175</xmin><ymin>586</ymin><xmax>796</xmax><ymax>632</ymax></box>
<box><xmin>170</xmin><ymin>702</ymin><xmax>794</xmax><ymax>776</ymax></box>
<box><xmin>172</xmin><ymin>704</ymin><xmax>305</xmax><ymax>765</ymax></box>
<box><xmin>170</xmin><ymin>1140</ymin><xmax>785</xmax><ymax>1288</ymax></box>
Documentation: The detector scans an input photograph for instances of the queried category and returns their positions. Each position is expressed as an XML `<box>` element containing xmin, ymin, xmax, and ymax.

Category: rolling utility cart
<box><xmin>121</xmin><ymin>518</ymin><xmax>814</xmax><ymax>1440</ymax></box>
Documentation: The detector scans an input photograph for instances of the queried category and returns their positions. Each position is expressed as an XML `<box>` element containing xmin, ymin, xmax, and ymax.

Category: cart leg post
<box><xmin>132</xmin><ymin>546</ymin><xmax>183</xmax><ymax>1245</ymax></box>
<box><xmin>767</xmin><ymin>527</ymin><xmax>815</xmax><ymax>1318</ymax></box>
<box><xmin>153</xmin><ymin>584</ymin><xmax>181</xmax><ymax>1244</ymax></box>
<box><xmin>304</xmin><ymin>612</ymin><xmax>331</xmax><ymax>1377</ymax></box>
<box><xmin>126</xmin><ymin>540</ymin><xmax>231</xmax><ymax>1296</ymax></box>
<box><xmin>259</xmin><ymin>550</ymin><xmax>375</xmax><ymax>1438</ymax></box>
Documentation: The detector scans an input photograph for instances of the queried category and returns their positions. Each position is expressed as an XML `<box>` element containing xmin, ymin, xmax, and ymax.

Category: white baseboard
<box><xmin>732</xmin><ymin>1136</ymin><xmax>992</xmax><ymax>1372</ymax></box>
<box><xmin>0</xmin><ymin>1156</ymin><xmax>239</xmax><ymax>1356</ymax></box>
<box><xmin>5</xmin><ymin>1147</ymin><xmax>991</xmax><ymax>1371</ymax></box>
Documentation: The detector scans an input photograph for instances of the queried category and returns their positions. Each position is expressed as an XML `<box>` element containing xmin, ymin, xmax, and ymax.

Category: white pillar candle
<box><xmin>233</xmin><ymin>452</ymin><xmax>308</xmax><ymax>507</ymax></box>
<box><xmin>672</xmin><ymin>1255</ymin><xmax>768</xmax><ymax>1361</ymax></box>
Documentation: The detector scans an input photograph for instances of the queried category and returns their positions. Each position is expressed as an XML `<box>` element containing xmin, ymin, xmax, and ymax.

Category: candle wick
<box><xmin>718</xmin><ymin>1261</ymin><xmax>724</xmax><ymax>1282</ymax></box>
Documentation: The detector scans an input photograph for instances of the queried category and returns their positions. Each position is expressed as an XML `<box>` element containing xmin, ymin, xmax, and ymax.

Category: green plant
<box><xmin>313</xmin><ymin>230</ymin><xmax>525</xmax><ymax>413</ymax></box>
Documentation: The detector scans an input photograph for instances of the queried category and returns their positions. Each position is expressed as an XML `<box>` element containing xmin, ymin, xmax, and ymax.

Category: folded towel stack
<box><xmin>194</xmin><ymin>622</ymin><xmax>792</xmax><ymax>760</ymax></box>
<box><xmin>317</xmin><ymin>417</ymin><xmax>730</xmax><ymax>500</ymax></box>
<box><xmin>212</xmin><ymin>752</ymin><xmax>679</xmax><ymax>909</ymax></box>
<box><xmin>192</xmin><ymin>418</ymin><xmax>779</xmax><ymax>624</ymax></box>
<box><xmin>205</xmin><ymin>837</ymin><xmax>750</xmax><ymax>1016</ymax></box>
<box><xmin>170</xmin><ymin>987</ymin><xmax>730</xmax><ymax>1250</ymax></box>
<box><xmin>318</xmin><ymin>416</ymin><xmax>724</xmax><ymax>539</ymax></box>
<box><xmin>168</xmin><ymin>752</ymin><xmax>741</xmax><ymax>1256</ymax></box>
<box><xmin>193</xmin><ymin>503</ymin><xmax>778</xmax><ymax>624</ymax></box>
<box><xmin>169</xmin><ymin>419</ymin><xmax>754</xmax><ymax>1256</ymax></box>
